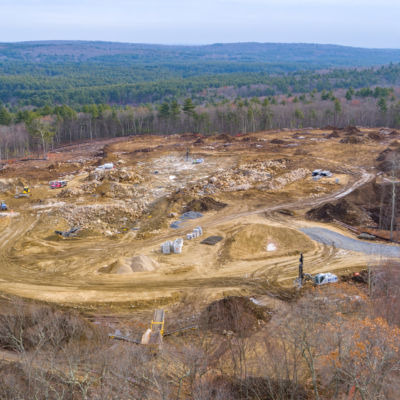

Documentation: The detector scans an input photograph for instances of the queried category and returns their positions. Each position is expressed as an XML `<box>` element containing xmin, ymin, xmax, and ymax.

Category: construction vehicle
<box><xmin>49</xmin><ymin>180</ymin><xmax>67</xmax><ymax>189</ymax></box>
<box><xmin>0</xmin><ymin>201</ymin><xmax>7</xmax><ymax>211</ymax></box>
<box><xmin>295</xmin><ymin>253</ymin><xmax>338</xmax><ymax>287</ymax></box>
<box><xmin>14</xmin><ymin>187</ymin><xmax>30</xmax><ymax>199</ymax></box>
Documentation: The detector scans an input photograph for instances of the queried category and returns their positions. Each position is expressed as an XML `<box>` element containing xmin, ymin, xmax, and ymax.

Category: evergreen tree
<box><xmin>183</xmin><ymin>98</ymin><xmax>195</xmax><ymax>116</ymax></box>
<box><xmin>0</xmin><ymin>105</ymin><xmax>12</xmax><ymax>126</ymax></box>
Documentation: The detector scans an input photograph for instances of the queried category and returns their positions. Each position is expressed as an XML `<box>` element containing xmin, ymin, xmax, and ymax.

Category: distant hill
<box><xmin>1</xmin><ymin>41</ymin><xmax>400</xmax><ymax>107</ymax></box>
<box><xmin>1</xmin><ymin>41</ymin><xmax>400</xmax><ymax>67</ymax></box>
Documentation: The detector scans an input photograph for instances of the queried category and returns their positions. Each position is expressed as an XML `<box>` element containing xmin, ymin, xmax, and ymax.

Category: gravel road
<box><xmin>301</xmin><ymin>227</ymin><xmax>400</xmax><ymax>257</ymax></box>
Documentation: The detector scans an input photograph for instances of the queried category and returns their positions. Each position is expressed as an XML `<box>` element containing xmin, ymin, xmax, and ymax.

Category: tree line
<box><xmin>0</xmin><ymin>87</ymin><xmax>399</xmax><ymax>160</ymax></box>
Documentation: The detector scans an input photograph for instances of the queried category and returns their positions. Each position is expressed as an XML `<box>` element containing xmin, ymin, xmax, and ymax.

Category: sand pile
<box><xmin>225</xmin><ymin>224</ymin><xmax>313</xmax><ymax>261</ymax></box>
<box><xmin>100</xmin><ymin>255</ymin><xmax>159</xmax><ymax>274</ymax></box>
<box><xmin>199</xmin><ymin>296</ymin><xmax>271</xmax><ymax>337</ymax></box>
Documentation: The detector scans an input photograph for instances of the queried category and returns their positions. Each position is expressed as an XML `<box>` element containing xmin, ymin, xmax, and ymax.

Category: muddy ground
<box><xmin>0</xmin><ymin>127</ymin><xmax>398</xmax><ymax>321</ymax></box>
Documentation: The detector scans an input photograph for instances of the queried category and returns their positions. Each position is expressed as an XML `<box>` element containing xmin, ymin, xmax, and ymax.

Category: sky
<box><xmin>0</xmin><ymin>0</ymin><xmax>399</xmax><ymax>48</ymax></box>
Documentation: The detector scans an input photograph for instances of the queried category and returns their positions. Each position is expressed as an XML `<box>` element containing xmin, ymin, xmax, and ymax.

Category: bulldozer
<box><xmin>23</xmin><ymin>186</ymin><xmax>30</xmax><ymax>194</ymax></box>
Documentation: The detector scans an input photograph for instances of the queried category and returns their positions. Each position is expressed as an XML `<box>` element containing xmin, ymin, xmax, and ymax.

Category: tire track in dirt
<box><xmin>0</xmin><ymin>167</ymin><xmax>377</xmax><ymax>304</ymax></box>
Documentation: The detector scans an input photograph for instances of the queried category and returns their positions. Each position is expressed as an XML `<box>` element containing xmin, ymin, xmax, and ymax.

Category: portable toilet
<box><xmin>161</xmin><ymin>241</ymin><xmax>171</xmax><ymax>254</ymax></box>
<box><xmin>173</xmin><ymin>238</ymin><xmax>183</xmax><ymax>254</ymax></box>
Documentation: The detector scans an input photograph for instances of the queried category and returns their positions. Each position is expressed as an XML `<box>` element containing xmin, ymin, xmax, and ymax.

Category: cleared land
<box><xmin>0</xmin><ymin>127</ymin><xmax>397</xmax><ymax>309</ymax></box>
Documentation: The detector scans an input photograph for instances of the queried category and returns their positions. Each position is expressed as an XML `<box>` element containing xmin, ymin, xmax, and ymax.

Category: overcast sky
<box><xmin>0</xmin><ymin>0</ymin><xmax>399</xmax><ymax>48</ymax></box>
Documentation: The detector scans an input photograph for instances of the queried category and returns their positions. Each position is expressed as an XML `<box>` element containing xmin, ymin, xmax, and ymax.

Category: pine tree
<box><xmin>183</xmin><ymin>98</ymin><xmax>195</xmax><ymax>116</ymax></box>
<box><xmin>0</xmin><ymin>105</ymin><xmax>12</xmax><ymax>126</ymax></box>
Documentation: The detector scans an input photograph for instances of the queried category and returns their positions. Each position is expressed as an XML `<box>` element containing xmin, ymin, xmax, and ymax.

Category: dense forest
<box><xmin>1</xmin><ymin>41</ymin><xmax>400</xmax><ymax>107</ymax></box>
<box><xmin>1</xmin><ymin>41</ymin><xmax>400</xmax><ymax>158</ymax></box>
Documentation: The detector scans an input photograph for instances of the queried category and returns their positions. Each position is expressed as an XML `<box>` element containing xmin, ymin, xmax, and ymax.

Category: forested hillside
<box><xmin>1</xmin><ymin>41</ymin><xmax>400</xmax><ymax>159</ymax></box>
<box><xmin>1</xmin><ymin>41</ymin><xmax>400</xmax><ymax>107</ymax></box>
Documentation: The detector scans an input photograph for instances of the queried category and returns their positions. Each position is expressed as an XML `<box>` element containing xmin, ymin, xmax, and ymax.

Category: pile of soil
<box><xmin>199</xmin><ymin>296</ymin><xmax>271</xmax><ymax>337</ymax></box>
<box><xmin>306</xmin><ymin>200</ymin><xmax>350</xmax><ymax>223</ymax></box>
<box><xmin>376</xmin><ymin>143</ymin><xmax>400</xmax><ymax>172</ymax></box>
<box><xmin>180</xmin><ymin>133</ymin><xmax>197</xmax><ymax>140</ymax></box>
<box><xmin>270</xmin><ymin>139</ymin><xmax>285</xmax><ymax>144</ymax></box>
<box><xmin>224</xmin><ymin>224</ymin><xmax>314</xmax><ymax>261</ymax></box>
<box><xmin>184</xmin><ymin>197</ymin><xmax>227</xmax><ymax>212</ymax></box>
<box><xmin>340</xmin><ymin>136</ymin><xmax>363</xmax><ymax>144</ymax></box>
<box><xmin>99</xmin><ymin>255</ymin><xmax>159</xmax><ymax>274</ymax></box>
<box><xmin>368</xmin><ymin>131</ymin><xmax>384</xmax><ymax>141</ymax></box>
<box><xmin>216</xmin><ymin>133</ymin><xmax>233</xmax><ymax>142</ymax></box>
<box><xmin>327</xmin><ymin>131</ymin><xmax>340</xmax><ymax>138</ymax></box>
<box><xmin>341</xmin><ymin>269</ymin><xmax>368</xmax><ymax>284</ymax></box>
<box><xmin>344</xmin><ymin>126</ymin><xmax>361</xmax><ymax>135</ymax></box>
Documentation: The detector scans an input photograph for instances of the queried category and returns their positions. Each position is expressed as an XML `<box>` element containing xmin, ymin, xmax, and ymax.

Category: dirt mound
<box><xmin>225</xmin><ymin>224</ymin><xmax>314</xmax><ymax>261</ymax></box>
<box><xmin>100</xmin><ymin>255</ymin><xmax>159</xmax><ymax>274</ymax></box>
<box><xmin>367</xmin><ymin>131</ymin><xmax>384</xmax><ymax>141</ymax></box>
<box><xmin>327</xmin><ymin>131</ymin><xmax>340</xmax><ymax>138</ymax></box>
<box><xmin>130</xmin><ymin>255</ymin><xmax>160</xmax><ymax>272</ymax></box>
<box><xmin>216</xmin><ymin>133</ymin><xmax>233</xmax><ymax>142</ymax></box>
<box><xmin>184</xmin><ymin>197</ymin><xmax>227</xmax><ymax>212</ymax></box>
<box><xmin>180</xmin><ymin>133</ymin><xmax>197</xmax><ymax>140</ymax></box>
<box><xmin>199</xmin><ymin>296</ymin><xmax>271</xmax><ymax>337</ymax></box>
<box><xmin>376</xmin><ymin>144</ymin><xmax>400</xmax><ymax>172</ymax></box>
<box><xmin>270</xmin><ymin>139</ymin><xmax>285</xmax><ymax>144</ymax></box>
<box><xmin>306</xmin><ymin>200</ymin><xmax>350</xmax><ymax>223</ymax></box>
<box><xmin>341</xmin><ymin>269</ymin><xmax>368</xmax><ymax>284</ymax></box>
<box><xmin>340</xmin><ymin>136</ymin><xmax>363</xmax><ymax>144</ymax></box>
<box><xmin>344</xmin><ymin>126</ymin><xmax>361</xmax><ymax>134</ymax></box>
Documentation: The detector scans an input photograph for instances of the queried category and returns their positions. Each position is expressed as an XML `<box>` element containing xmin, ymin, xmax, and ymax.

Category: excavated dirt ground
<box><xmin>0</xmin><ymin>128</ymin><xmax>398</xmax><ymax>313</ymax></box>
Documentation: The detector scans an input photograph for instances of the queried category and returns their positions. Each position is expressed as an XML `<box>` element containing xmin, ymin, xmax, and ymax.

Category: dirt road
<box><xmin>0</xmin><ymin>129</ymin><xmax>389</xmax><ymax>306</ymax></box>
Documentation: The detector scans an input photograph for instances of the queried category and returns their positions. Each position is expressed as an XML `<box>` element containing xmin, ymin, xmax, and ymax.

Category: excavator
<box><xmin>15</xmin><ymin>186</ymin><xmax>30</xmax><ymax>199</ymax></box>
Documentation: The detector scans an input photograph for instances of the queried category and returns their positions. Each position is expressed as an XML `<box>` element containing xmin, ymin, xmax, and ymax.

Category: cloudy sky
<box><xmin>0</xmin><ymin>0</ymin><xmax>398</xmax><ymax>48</ymax></box>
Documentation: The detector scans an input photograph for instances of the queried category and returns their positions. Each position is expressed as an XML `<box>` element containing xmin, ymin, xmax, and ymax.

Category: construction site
<box><xmin>0</xmin><ymin>127</ymin><xmax>399</xmax><ymax>398</ymax></box>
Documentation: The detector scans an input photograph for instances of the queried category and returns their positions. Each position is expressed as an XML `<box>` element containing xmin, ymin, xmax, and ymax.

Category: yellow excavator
<box><xmin>15</xmin><ymin>186</ymin><xmax>30</xmax><ymax>199</ymax></box>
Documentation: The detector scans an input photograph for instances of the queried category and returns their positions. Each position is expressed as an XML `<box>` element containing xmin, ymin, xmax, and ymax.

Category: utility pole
<box><xmin>186</xmin><ymin>147</ymin><xmax>190</xmax><ymax>162</ymax></box>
